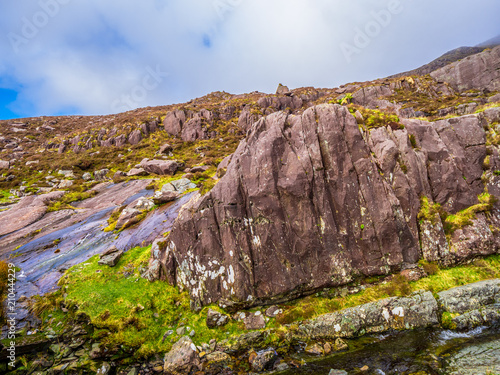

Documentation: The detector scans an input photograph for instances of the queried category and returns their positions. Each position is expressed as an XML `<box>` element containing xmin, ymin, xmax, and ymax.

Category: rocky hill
<box><xmin>0</xmin><ymin>43</ymin><xmax>500</xmax><ymax>375</ymax></box>
<box><xmin>390</xmin><ymin>35</ymin><xmax>500</xmax><ymax>79</ymax></box>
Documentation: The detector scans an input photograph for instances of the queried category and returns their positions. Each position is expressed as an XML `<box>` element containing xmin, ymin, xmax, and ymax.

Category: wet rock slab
<box><xmin>293</xmin><ymin>291</ymin><xmax>439</xmax><ymax>340</ymax></box>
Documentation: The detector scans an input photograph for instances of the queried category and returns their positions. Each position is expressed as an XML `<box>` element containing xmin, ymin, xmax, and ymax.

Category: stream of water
<box><xmin>281</xmin><ymin>325</ymin><xmax>500</xmax><ymax>375</ymax></box>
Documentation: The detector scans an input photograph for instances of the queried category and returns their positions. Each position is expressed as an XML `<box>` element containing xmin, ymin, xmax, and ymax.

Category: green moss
<box><xmin>103</xmin><ymin>205</ymin><xmax>126</xmax><ymax>232</ymax></box>
<box><xmin>417</xmin><ymin>196</ymin><xmax>443</xmax><ymax>224</ymax></box>
<box><xmin>47</xmin><ymin>190</ymin><xmax>99</xmax><ymax>212</ymax></box>
<box><xmin>40</xmin><ymin>246</ymin><xmax>244</xmax><ymax>359</ymax></box>
<box><xmin>441</xmin><ymin>312</ymin><xmax>458</xmax><ymax>329</ymax></box>
<box><xmin>0</xmin><ymin>189</ymin><xmax>12</xmax><ymax>204</ymax></box>
<box><xmin>443</xmin><ymin>192</ymin><xmax>496</xmax><ymax>236</ymax></box>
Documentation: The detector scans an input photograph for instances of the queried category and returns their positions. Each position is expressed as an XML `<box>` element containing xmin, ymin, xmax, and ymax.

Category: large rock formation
<box><xmin>431</xmin><ymin>45</ymin><xmax>500</xmax><ymax>92</ymax></box>
<box><xmin>151</xmin><ymin>103</ymin><xmax>500</xmax><ymax>310</ymax></box>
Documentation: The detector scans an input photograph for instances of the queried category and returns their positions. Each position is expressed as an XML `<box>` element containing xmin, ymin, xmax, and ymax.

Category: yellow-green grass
<box><xmin>42</xmin><ymin>246</ymin><xmax>244</xmax><ymax>359</ymax></box>
<box><xmin>46</xmin><ymin>189</ymin><xmax>99</xmax><ymax>212</ymax></box>
<box><xmin>31</xmin><ymin>245</ymin><xmax>500</xmax><ymax>360</ymax></box>
<box><xmin>0</xmin><ymin>189</ymin><xmax>12</xmax><ymax>204</ymax></box>
<box><xmin>272</xmin><ymin>255</ymin><xmax>500</xmax><ymax>327</ymax></box>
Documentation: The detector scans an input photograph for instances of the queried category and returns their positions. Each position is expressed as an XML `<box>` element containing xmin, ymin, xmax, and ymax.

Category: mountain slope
<box><xmin>390</xmin><ymin>34</ymin><xmax>500</xmax><ymax>78</ymax></box>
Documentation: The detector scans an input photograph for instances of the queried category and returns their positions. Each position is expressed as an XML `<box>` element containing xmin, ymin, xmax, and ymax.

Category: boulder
<box><xmin>400</xmin><ymin>267</ymin><xmax>426</xmax><ymax>282</ymax></box>
<box><xmin>115</xmin><ymin>134</ymin><xmax>127</xmax><ymax>147</ymax></box>
<box><xmin>294</xmin><ymin>291</ymin><xmax>439</xmax><ymax>340</ymax></box>
<box><xmin>159</xmin><ymin>143</ymin><xmax>173</xmax><ymax>155</ymax></box>
<box><xmin>181</xmin><ymin>118</ymin><xmax>208</xmax><ymax>142</ymax></box>
<box><xmin>163</xmin><ymin>110</ymin><xmax>186</xmax><ymax>136</ymax></box>
<box><xmin>58</xmin><ymin>180</ymin><xmax>74</xmax><ymax>189</ymax></box>
<box><xmin>98</xmin><ymin>246</ymin><xmax>123</xmax><ymax>267</ymax></box>
<box><xmin>127</xmin><ymin>168</ymin><xmax>148</xmax><ymax>177</ymax></box>
<box><xmin>488</xmin><ymin>93</ymin><xmax>500</xmax><ymax>103</ymax></box>
<box><xmin>438</xmin><ymin>279</ymin><xmax>500</xmax><ymax>314</ymax></box>
<box><xmin>265</xmin><ymin>306</ymin><xmax>282</xmax><ymax>318</ymax></box>
<box><xmin>329</xmin><ymin>370</ymin><xmax>348</xmax><ymax>375</ymax></box>
<box><xmin>163</xmin><ymin>336</ymin><xmax>199</xmax><ymax>375</ymax></box>
<box><xmin>251</xmin><ymin>349</ymin><xmax>277</xmax><ymax>372</ymax></box>
<box><xmin>96</xmin><ymin>362</ymin><xmax>111</xmax><ymax>375</ymax></box>
<box><xmin>305</xmin><ymin>343</ymin><xmax>324</xmax><ymax>356</ymax></box>
<box><xmin>113</xmin><ymin>171</ymin><xmax>126</xmax><ymax>178</ymax></box>
<box><xmin>190</xmin><ymin>165</ymin><xmax>209</xmax><ymax>173</ymax></box>
<box><xmin>206</xmin><ymin>308</ymin><xmax>230</xmax><ymax>328</ymax></box>
<box><xmin>114</xmin><ymin>197</ymin><xmax>154</xmax><ymax>230</ymax></box>
<box><xmin>160</xmin><ymin>178</ymin><xmax>196</xmax><ymax>195</ymax></box>
<box><xmin>243</xmin><ymin>311</ymin><xmax>266</xmax><ymax>330</ymax></box>
<box><xmin>94</xmin><ymin>169</ymin><xmax>110</xmax><ymax>181</ymax></box>
<box><xmin>128</xmin><ymin>130</ymin><xmax>143</xmax><ymax>145</ymax></box>
<box><xmin>276</xmin><ymin>83</ymin><xmax>290</xmax><ymax>95</ymax></box>
<box><xmin>58</xmin><ymin>170</ymin><xmax>75</xmax><ymax>179</ymax></box>
<box><xmin>152</xmin><ymin>190</ymin><xmax>179</xmax><ymax>205</ymax></box>
<box><xmin>0</xmin><ymin>160</ymin><xmax>10</xmax><ymax>169</ymax></box>
<box><xmin>82</xmin><ymin>172</ymin><xmax>93</xmax><ymax>181</ymax></box>
<box><xmin>139</xmin><ymin>159</ymin><xmax>180</xmax><ymax>176</ymax></box>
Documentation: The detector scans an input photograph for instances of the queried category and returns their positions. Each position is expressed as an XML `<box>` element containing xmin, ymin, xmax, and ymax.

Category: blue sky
<box><xmin>0</xmin><ymin>0</ymin><xmax>499</xmax><ymax>120</ymax></box>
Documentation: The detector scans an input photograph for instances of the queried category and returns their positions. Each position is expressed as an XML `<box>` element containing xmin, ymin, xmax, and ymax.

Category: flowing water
<box><xmin>4</xmin><ymin>186</ymin><xmax>194</xmax><ymax>327</ymax></box>
<box><xmin>281</xmin><ymin>325</ymin><xmax>500</xmax><ymax>375</ymax></box>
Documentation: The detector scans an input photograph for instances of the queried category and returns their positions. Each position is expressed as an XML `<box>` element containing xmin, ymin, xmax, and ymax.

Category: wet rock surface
<box><xmin>438</xmin><ymin>279</ymin><xmax>500</xmax><ymax>314</ymax></box>
<box><xmin>444</xmin><ymin>336</ymin><xmax>500</xmax><ymax>375</ymax></box>
<box><xmin>294</xmin><ymin>291</ymin><xmax>439</xmax><ymax>340</ymax></box>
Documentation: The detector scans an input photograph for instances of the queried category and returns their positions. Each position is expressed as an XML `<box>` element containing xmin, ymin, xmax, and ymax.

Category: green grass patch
<box><xmin>443</xmin><ymin>192</ymin><xmax>496</xmax><ymax>236</ymax></box>
<box><xmin>417</xmin><ymin>196</ymin><xmax>444</xmax><ymax>224</ymax></box>
<box><xmin>0</xmin><ymin>189</ymin><xmax>13</xmax><ymax>204</ymax></box>
<box><xmin>348</xmin><ymin>105</ymin><xmax>403</xmax><ymax>130</ymax></box>
<box><xmin>273</xmin><ymin>254</ymin><xmax>500</xmax><ymax>327</ymax></box>
<box><xmin>47</xmin><ymin>190</ymin><xmax>99</xmax><ymax>212</ymax></box>
<box><xmin>47</xmin><ymin>246</ymin><xmax>243</xmax><ymax>359</ymax></box>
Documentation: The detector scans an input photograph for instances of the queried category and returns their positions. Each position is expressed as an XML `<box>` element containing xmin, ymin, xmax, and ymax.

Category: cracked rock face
<box><xmin>430</xmin><ymin>45</ymin><xmax>500</xmax><ymax>92</ymax></box>
<box><xmin>154</xmin><ymin>103</ymin><xmax>499</xmax><ymax>309</ymax></box>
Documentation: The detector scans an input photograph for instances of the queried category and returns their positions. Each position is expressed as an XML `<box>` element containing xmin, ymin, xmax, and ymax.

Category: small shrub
<box><xmin>409</xmin><ymin>134</ymin><xmax>418</xmax><ymax>149</ymax></box>
<box><xmin>420</xmin><ymin>260</ymin><xmax>439</xmax><ymax>276</ymax></box>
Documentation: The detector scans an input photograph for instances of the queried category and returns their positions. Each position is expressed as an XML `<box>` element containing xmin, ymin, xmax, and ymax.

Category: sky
<box><xmin>0</xmin><ymin>0</ymin><xmax>499</xmax><ymax>120</ymax></box>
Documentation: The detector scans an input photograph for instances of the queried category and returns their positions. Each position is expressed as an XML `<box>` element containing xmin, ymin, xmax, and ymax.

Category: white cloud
<box><xmin>0</xmin><ymin>0</ymin><xmax>499</xmax><ymax>118</ymax></box>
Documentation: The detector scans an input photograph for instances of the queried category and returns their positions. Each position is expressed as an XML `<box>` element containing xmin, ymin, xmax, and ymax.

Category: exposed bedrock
<box><xmin>151</xmin><ymin>103</ymin><xmax>500</xmax><ymax>310</ymax></box>
<box><xmin>431</xmin><ymin>45</ymin><xmax>500</xmax><ymax>92</ymax></box>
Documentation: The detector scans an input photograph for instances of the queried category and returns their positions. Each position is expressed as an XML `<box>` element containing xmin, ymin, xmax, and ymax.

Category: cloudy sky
<box><xmin>0</xmin><ymin>0</ymin><xmax>499</xmax><ymax>120</ymax></box>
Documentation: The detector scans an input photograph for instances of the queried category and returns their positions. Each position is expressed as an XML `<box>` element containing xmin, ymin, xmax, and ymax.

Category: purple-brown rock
<box><xmin>152</xmin><ymin>103</ymin><xmax>498</xmax><ymax>310</ymax></box>
<box><xmin>139</xmin><ymin>159</ymin><xmax>180</xmax><ymax>176</ymax></box>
